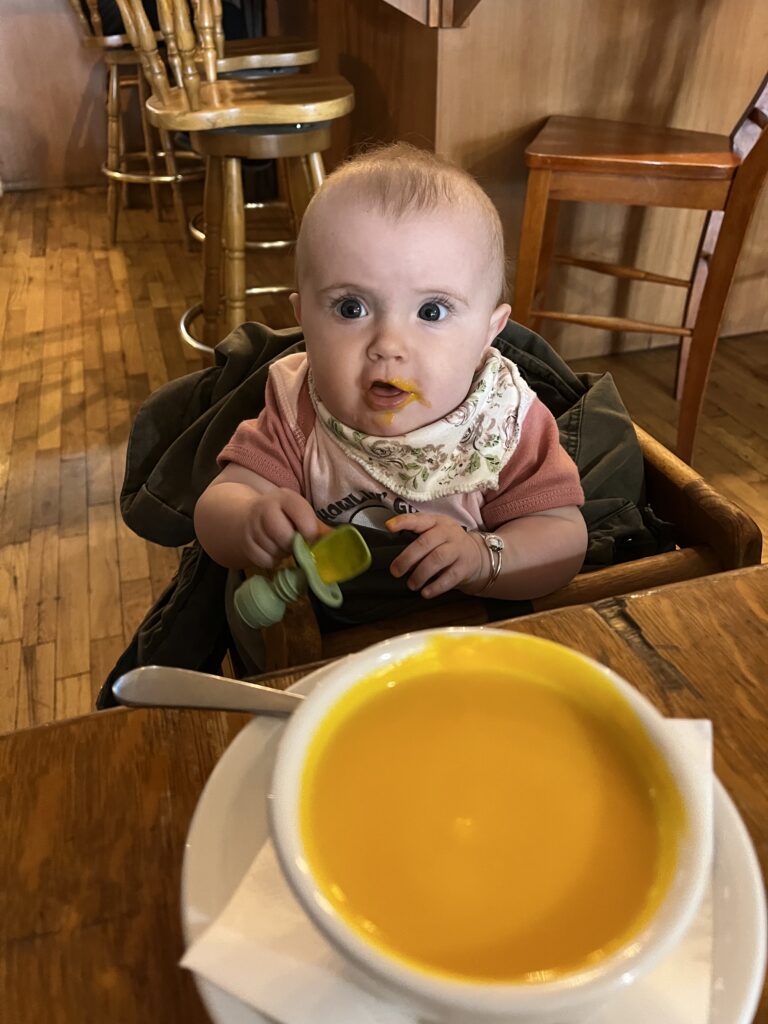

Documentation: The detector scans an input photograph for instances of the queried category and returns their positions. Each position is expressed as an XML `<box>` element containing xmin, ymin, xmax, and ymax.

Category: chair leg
<box><xmin>676</xmin><ymin>206</ymin><xmax>750</xmax><ymax>464</ymax></box>
<box><xmin>306</xmin><ymin>151</ymin><xmax>327</xmax><ymax>191</ymax></box>
<box><xmin>531</xmin><ymin>199</ymin><xmax>560</xmax><ymax>333</ymax></box>
<box><xmin>674</xmin><ymin>259</ymin><xmax>706</xmax><ymax>402</ymax></box>
<box><xmin>276</xmin><ymin>159</ymin><xmax>296</xmax><ymax>237</ymax></box>
<box><xmin>105</xmin><ymin>62</ymin><xmax>120</xmax><ymax>246</ymax></box>
<box><xmin>136</xmin><ymin>71</ymin><xmax>162</xmax><ymax>221</ymax></box>
<box><xmin>118</xmin><ymin>75</ymin><xmax>130</xmax><ymax>210</ymax></box>
<box><xmin>282</xmin><ymin>156</ymin><xmax>314</xmax><ymax>229</ymax></box>
<box><xmin>512</xmin><ymin>168</ymin><xmax>553</xmax><ymax>326</ymax></box>
<box><xmin>675</xmin><ymin>210</ymin><xmax>721</xmax><ymax>401</ymax></box>
<box><xmin>160</xmin><ymin>128</ymin><xmax>191</xmax><ymax>250</ymax></box>
<box><xmin>202</xmin><ymin>156</ymin><xmax>224</xmax><ymax>348</ymax></box>
<box><xmin>223</xmin><ymin>157</ymin><xmax>247</xmax><ymax>334</ymax></box>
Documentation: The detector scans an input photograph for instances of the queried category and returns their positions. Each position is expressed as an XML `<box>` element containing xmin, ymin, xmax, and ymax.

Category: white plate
<box><xmin>181</xmin><ymin>670</ymin><xmax>767</xmax><ymax>1024</ymax></box>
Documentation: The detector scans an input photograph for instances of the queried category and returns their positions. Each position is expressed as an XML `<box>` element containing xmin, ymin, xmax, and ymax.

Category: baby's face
<box><xmin>292</xmin><ymin>193</ymin><xmax>510</xmax><ymax>436</ymax></box>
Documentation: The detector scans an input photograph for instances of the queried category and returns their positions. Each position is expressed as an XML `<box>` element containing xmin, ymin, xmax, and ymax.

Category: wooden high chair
<box><xmin>117</xmin><ymin>0</ymin><xmax>353</xmax><ymax>352</ymax></box>
<box><xmin>512</xmin><ymin>74</ymin><xmax>768</xmax><ymax>465</ymax></box>
<box><xmin>66</xmin><ymin>0</ymin><xmax>203</xmax><ymax>245</ymax></box>
<box><xmin>252</xmin><ymin>427</ymin><xmax>761</xmax><ymax>672</ymax></box>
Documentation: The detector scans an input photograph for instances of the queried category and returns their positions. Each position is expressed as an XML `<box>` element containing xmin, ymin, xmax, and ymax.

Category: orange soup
<box><xmin>300</xmin><ymin>634</ymin><xmax>685</xmax><ymax>983</ymax></box>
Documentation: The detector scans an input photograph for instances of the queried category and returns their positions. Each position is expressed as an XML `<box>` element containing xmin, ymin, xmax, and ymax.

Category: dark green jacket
<box><xmin>96</xmin><ymin>320</ymin><xmax>673</xmax><ymax>707</ymax></box>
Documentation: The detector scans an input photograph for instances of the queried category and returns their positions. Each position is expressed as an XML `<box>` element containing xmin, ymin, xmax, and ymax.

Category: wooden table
<box><xmin>2</xmin><ymin>566</ymin><xmax>767</xmax><ymax>1022</ymax></box>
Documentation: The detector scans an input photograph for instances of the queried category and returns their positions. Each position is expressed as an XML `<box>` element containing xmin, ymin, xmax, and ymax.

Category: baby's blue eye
<box><xmin>336</xmin><ymin>297</ymin><xmax>368</xmax><ymax>319</ymax></box>
<box><xmin>418</xmin><ymin>301</ymin><xmax>448</xmax><ymax>322</ymax></box>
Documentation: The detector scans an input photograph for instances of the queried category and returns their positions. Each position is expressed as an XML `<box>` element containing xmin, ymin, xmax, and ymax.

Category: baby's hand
<box><xmin>244</xmin><ymin>488</ymin><xmax>329</xmax><ymax>569</ymax></box>
<box><xmin>387</xmin><ymin>514</ymin><xmax>485</xmax><ymax>599</ymax></box>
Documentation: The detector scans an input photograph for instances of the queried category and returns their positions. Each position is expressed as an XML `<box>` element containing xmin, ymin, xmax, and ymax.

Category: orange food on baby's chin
<box><xmin>300</xmin><ymin>635</ymin><xmax>684</xmax><ymax>983</ymax></box>
<box><xmin>373</xmin><ymin>379</ymin><xmax>430</xmax><ymax>425</ymax></box>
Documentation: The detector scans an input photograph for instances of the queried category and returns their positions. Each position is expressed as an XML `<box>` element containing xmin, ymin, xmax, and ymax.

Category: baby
<box><xmin>195</xmin><ymin>144</ymin><xmax>587</xmax><ymax>605</ymax></box>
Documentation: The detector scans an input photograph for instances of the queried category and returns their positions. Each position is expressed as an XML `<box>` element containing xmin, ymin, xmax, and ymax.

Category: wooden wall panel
<box><xmin>0</xmin><ymin>2</ymin><xmax>106</xmax><ymax>190</ymax></box>
<box><xmin>436</xmin><ymin>0</ymin><xmax>768</xmax><ymax>357</ymax></box>
<box><xmin>315</xmin><ymin>0</ymin><xmax>439</xmax><ymax>169</ymax></box>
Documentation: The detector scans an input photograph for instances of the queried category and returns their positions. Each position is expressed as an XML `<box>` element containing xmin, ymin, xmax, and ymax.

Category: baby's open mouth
<box><xmin>369</xmin><ymin>380</ymin><xmax>409</xmax><ymax>399</ymax></box>
<box><xmin>364</xmin><ymin>378</ymin><xmax>428</xmax><ymax>415</ymax></box>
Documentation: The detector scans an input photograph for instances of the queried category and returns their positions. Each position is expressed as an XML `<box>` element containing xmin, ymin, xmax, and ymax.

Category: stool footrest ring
<box><xmin>180</xmin><ymin>287</ymin><xmax>293</xmax><ymax>354</ymax></box>
<box><xmin>188</xmin><ymin>209</ymin><xmax>295</xmax><ymax>249</ymax></box>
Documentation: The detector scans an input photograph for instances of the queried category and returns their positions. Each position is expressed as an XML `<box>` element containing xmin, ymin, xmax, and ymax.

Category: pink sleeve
<box><xmin>481</xmin><ymin>398</ymin><xmax>584</xmax><ymax>529</ymax></box>
<box><xmin>217</xmin><ymin>375</ymin><xmax>305</xmax><ymax>492</ymax></box>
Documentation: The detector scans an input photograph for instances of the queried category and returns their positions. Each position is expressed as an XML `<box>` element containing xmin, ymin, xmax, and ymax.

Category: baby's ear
<box><xmin>290</xmin><ymin>292</ymin><xmax>302</xmax><ymax>325</ymax></box>
<box><xmin>487</xmin><ymin>302</ymin><xmax>511</xmax><ymax>344</ymax></box>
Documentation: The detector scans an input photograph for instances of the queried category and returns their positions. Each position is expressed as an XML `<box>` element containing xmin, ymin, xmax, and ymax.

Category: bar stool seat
<box><xmin>148</xmin><ymin>8</ymin><xmax>323</xmax><ymax>248</ymax></box>
<box><xmin>218</xmin><ymin>36</ymin><xmax>319</xmax><ymax>75</ymax></box>
<box><xmin>144</xmin><ymin>75</ymin><xmax>354</xmax><ymax>133</ymax></box>
<box><xmin>117</xmin><ymin>0</ymin><xmax>354</xmax><ymax>353</ymax></box>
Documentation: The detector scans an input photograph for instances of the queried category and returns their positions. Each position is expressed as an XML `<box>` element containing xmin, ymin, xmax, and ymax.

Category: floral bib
<box><xmin>309</xmin><ymin>352</ymin><xmax>536</xmax><ymax>501</ymax></box>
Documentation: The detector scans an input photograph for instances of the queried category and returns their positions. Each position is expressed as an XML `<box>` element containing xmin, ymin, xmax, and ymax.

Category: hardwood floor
<box><xmin>0</xmin><ymin>187</ymin><xmax>765</xmax><ymax>730</ymax></box>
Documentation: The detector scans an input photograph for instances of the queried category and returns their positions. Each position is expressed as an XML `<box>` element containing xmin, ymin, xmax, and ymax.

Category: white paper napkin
<box><xmin>182</xmin><ymin>720</ymin><xmax>713</xmax><ymax>1024</ymax></box>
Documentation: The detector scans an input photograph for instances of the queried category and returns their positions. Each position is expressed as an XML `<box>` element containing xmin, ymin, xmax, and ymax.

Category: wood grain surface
<box><xmin>305</xmin><ymin>0</ymin><xmax>768</xmax><ymax>353</ymax></box>
<box><xmin>1</xmin><ymin>566</ymin><xmax>767</xmax><ymax>1022</ymax></box>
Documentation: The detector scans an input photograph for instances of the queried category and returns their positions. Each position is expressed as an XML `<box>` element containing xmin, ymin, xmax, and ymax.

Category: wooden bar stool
<box><xmin>66</xmin><ymin>0</ymin><xmax>203</xmax><ymax>246</ymax></box>
<box><xmin>118</xmin><ymin>0</ymin><xmax>353</xmax><ymax>354</ymax></box>
<box><xmin>512</xmin><ymin>74</ymin><xmax>768</xmax><ymax>464</ymax></box>
<box><xmin>148</xmin><ymin>4</ymin><xmax>321</xmax><ymax>248</ymax></box>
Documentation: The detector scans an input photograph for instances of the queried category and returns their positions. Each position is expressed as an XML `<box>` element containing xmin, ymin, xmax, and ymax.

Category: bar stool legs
<box><xmin>185</xmin><ymin>156</ymin><xmax>318</xmax><ymax>352</ymax></box>
<box><xmin>105</xmin><ymin>63</ymin><xmax>121</xmax><ymax>246</ymax></box>
<box><xmin>102</xmin><ymin>57</ymin><xmax>203</xmax><ymax>247</ymax></box>
<box><xmin>136</xmin><ymin>71</ymin><xmax>162</xmax><ymax>221</ymax></box>
<box><xmin>180</xmin><ymin>127</ymin><xmax>332</xmax><ymax>354</ymax></box>
<box><xmin>198</xmin><ymin>156</ymin><xmax>223</xmax><ymax>351</ymax></box>
<box><xmin>158</xmin><ymin>128</ymin><xmax>193</xmax><ymax>250</ymax></box>
<box><xmin>306</xmin><ymin>152</ymin><xmax>326</xmax><ymax>192</ymax></box>
<box><xmin>224</xmin><ymin>158</ymin><xmax>248</xmax><ymax>335</ymax></box>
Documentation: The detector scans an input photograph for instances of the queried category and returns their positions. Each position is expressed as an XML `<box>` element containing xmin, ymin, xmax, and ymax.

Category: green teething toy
<box><xmin>234</xmin><ymin>525</ymin><xmax>372</xmax><ymax>629</ymax></box>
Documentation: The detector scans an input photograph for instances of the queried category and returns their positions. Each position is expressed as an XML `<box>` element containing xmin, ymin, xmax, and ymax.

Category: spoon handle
<box><xmin>112</xmin><ymin>665</ymin><xmax>304</xmax><ymax>716</ymax></box>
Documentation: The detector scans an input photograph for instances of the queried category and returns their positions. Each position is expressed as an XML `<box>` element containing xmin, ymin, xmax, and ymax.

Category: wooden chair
<box><xmin>117</xmin><ymin>0</ymin><xmax>353</xmax><ymax>352</ymax></box>
<box><xmin>512</xmin><ymin>75</ymin><xmax>768</xmax><ymax>465</ymax></box>
<box><xmin>66</xmin><ymin>0</ymin><xmax>204</xmax><ymax>246</ymax></box>
<box><xmin>252</xmin><ymin>426</ymin><xmax>762</xmax><ymax>671</ymax></box>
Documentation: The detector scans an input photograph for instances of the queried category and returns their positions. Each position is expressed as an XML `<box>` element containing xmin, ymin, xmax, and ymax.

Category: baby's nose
<box><xmin>368</xmin><ymin>324</ymin><xmax>406</xmax><ymax>360</ymax></box>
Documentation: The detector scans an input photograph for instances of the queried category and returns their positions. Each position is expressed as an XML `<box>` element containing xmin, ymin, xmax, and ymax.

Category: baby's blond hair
<box><xmin>295</xmin><ymin>142</ymin><xmax>507</xmax><ymax>302</ymax></box>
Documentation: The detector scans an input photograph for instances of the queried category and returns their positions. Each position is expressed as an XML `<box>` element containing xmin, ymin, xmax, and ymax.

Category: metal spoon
<box><xmin>112</xmin><ymin>665</ymin><xmax>304</xmax><ymax>716</ymax></box>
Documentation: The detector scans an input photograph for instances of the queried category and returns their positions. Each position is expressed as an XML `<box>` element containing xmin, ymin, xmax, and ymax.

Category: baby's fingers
<box><xmin>280</xmin><ymin>492</ymin><xmax>327</xmax><ymax>542</ymax></box>
<box><xmin>421</xmin><ymin>563</ymin><xmax>469</xmax><ymax>599</ymax></box>
<box><xmin>390</xmin><ymin>529</ymin><xmax>445</xmax><ymax>579</ymax></box>
<box><xmin>404</xmin><ymin>544</ymin><xmax>456</xmax><ymax>591</ymax></box>
<box><xmin>386</xmin><ymin>514</ymin><xmax>437</xmax><ymax>535</ymax></box>
<box><xmin>245</xmin><ymin>540</ymin><xmax>282</xmax><ymax>572</ymax></box>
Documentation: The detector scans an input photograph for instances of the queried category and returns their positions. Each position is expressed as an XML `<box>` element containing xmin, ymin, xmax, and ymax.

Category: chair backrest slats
<box><xmin>67</xmin><ymin>0</ymin><xmax>97</xmax><ymax>38</ymax></box>
<box><xmin>733</xmin><ymin>118</ymin><xmax>763</xmax><ymax>161</ymax></box>
<box><xmin>83</xmin><ymin>0</ymin><xmax>104</xmax><ymax>37</ymax></box>
<box><xmin>115</xmin><ymin>0</ymin><xmax>172</xmax><ymax>104</ymax></box>
<box><xmin>685</xmin><ymin>73</ymin><xmax>768</xmax><ymax>329</ymax></box>
<box><xmin>156</xmin><ymin>0</ymin><xmax>185</xmax><ymax>89</ymax></box>
<box><xmin>116</xmin><ymin>0</ymin><xmax>231</xmax><ymax>109</ymax></box>
<box><xmin>197</xmin><ymin>0</ymin><xmax>220</xmax><ymax>84</ymax></box>
<box><xmin>212</xmin><ymin>0</ymin><xmax>225</xmax><ymax>58</ymax></box>
<box><xmin>172</xmin><ymin>0</ymin><xmax>203</xmax><ymax>108</ymax></box>
<box><xmin>730</xmin><ymin>72</ymin><xmax>768</xmax><ymax>164</ymax></box>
